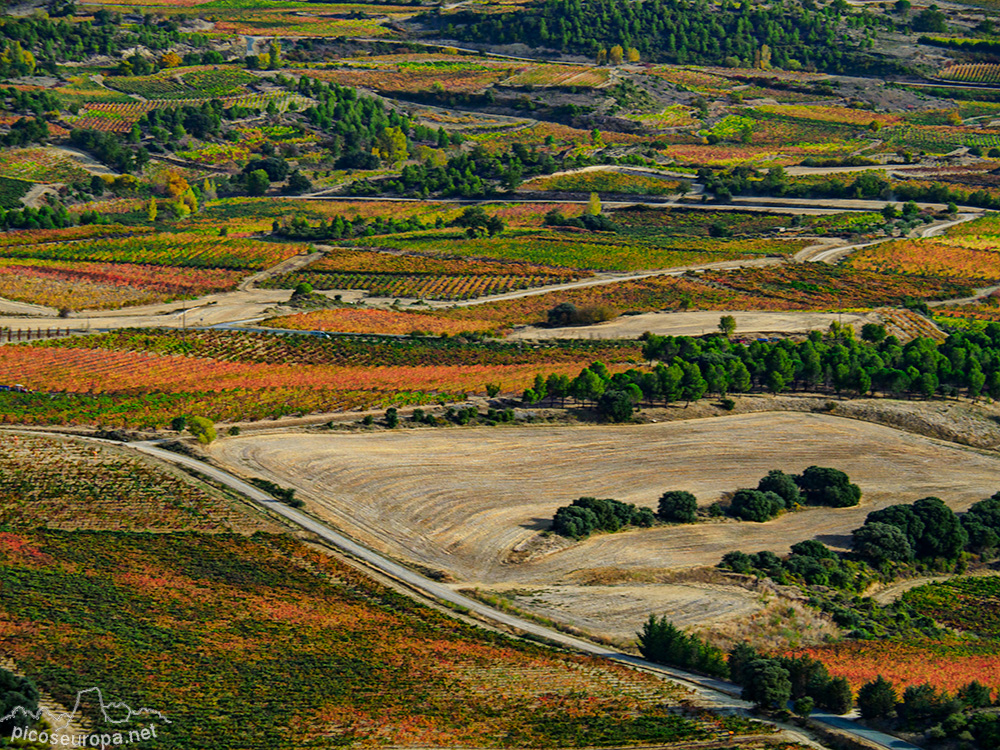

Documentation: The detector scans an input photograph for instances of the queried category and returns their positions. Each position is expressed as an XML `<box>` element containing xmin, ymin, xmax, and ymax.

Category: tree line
<box><xmin>550</xmin><ymin>465</ymin><xmax>858</xmax><ymax>538</ymax></box>
<box><xmin>524</xmin><ymin>323</ymin><xmax>1000</xmax><ymax>421</ymax></box>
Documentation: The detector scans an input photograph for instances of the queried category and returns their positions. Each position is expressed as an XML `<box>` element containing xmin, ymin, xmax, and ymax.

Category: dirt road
<box><xmin>134</xmin><ymin>437</ymin><xmax>918</xmax><ymax>750</ymax></box>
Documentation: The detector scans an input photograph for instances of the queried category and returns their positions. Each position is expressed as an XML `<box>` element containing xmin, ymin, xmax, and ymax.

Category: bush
<box><xmin>730</xmin><ymin>489</ymin><xmax>784</xmax><ymax>522</ymax></box>
<box><xmin>796</xmin><ymin>465</ymin><xmax>861</xmax><ymax>507</ymax></box>
<box><xmin>758</xmin><ymin>469</ymin><xmax>802</xmax><ymax>507</ymax></box>
<box><xmin>187</xmin><ymin>416</ymin><xmax>216</xmax><ymax>444</ymax></box>
<box><xmin>658</xmin><ymin>490</ymin><xmax>698</xmax><ymax>523</ymax></box>
<box><xmin>551</xmin><ymin>496</ymin><xmax>655</xmax><ymax>539</ymax></box>
<box><xmin>852</xmin><ymin>522</ymin><xmax>914</xmax><ymax>566</ymax></box>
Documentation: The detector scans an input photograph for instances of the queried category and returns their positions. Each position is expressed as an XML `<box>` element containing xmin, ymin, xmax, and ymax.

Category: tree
<box><xmin>757</xmin><ymin>470</ymin><xmax>802</xmax><ymax>507</ymax></box>
<box><xmin>741</xmin><ymin>659</ymin><xmax>792</xmax><ymax>710</ymax></box>
<box><xmin>718</xmin><ymin>315</ymin><xmax>737</xmax><ymax>338</ymax></box>
<box><xmin>851</xmin><ymin>522</ymin><xmax>913</xmax><ymax>566</ymax></box>
<box><xmin>598</xmin><ymin>389</ymin><xmax>634</xmax><ymax>422</ymax></box>
<box><xmin>385</xmin><ymin>407</ymin><xmax>399</xmax><ymax>428</ymax></box>
<box><xmin>626</xmin><ymin>47</ymin><xmax>640</xmax><ymax>63</ymax></box>
<box><xmin>858</xmin><ymin>676</ymin><xmax>897</xmax><ymax>719</ymax></box>
<box><xmin>376</xmin><ymin>126</ymin><xmax>408</xmax><ymax>164</ymax></box>
<box><xmin>911</xmin><ymin>496</ymin><xmax>967</xmax><ymax>560</ymax></box>
<box><xmin>796</xmin><ymin>466</ymin><xmax>861</xmax><ymax>508</ymax></box>
<box><xmin>247</xmin><ymin>169</ymin><xmax>270</xmax><ymax>196</ymax></box>
<box><xmin>822</xmin><ymin>677</ymin><xmax>854</xmax><ymax>715</ymax></box>
<box><xmin>0</xmin><ymin>668</ymin><xmax>40</xmax><ymax>736</ymax></box>
<box><xmin>587</xmin><ymin>192</ymin><xmax>602</xmax><ymax>216</ymax></box>
<box><xmin>608</xmin><ymin>45</ymin><xmax>625</xmax><ymax>65</ymax></box>
<box><xmin>187</xmin><ymin>416</ymin><xmax>216</xmax><ymax>444</ymax></box>
<box><xmin>146</xmin><ymin>197</ymin><xmax>157</xmax><ymax>222</ymax></box>
<box><xmin>730</xmin><ymin>489</ymin><xmax>783</xmax><ymax>522</ymax></box>
<box><xmin>285</xmin><ymin>169</ymin><xmax>313</xmax><ymax>195</ymax></box>
<box><xmin>658</xmin><ymin>490</ymin><xmax>698</xmax><ymax>523</ymax></box>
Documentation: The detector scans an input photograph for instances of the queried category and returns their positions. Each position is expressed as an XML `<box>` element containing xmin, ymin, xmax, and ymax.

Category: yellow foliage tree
<box><xmin>166</xmin><ymin>171</ymin><xmax>190</xmax><ymax>200</ymax></box>
<box><xmin>627</xmin><ymin>47</ymin><xmax>640</xmax><ymax>63</ymax></box>
<box><xmin>375</xmin><ymin>126</ymin><xmax>408</xmax><ymax>164</ymax></box>
<box><xmin>147</xmin><ymin>197</ymin><xmax>157</xmax><ymax>222</ymax></box>
<box><xmin>609</xmin><ymin>45</ymin><xmax>625</xmax><ymax>65</ymax></box>
<box><xmin>160</xmin><ymin>52</ymin><xmax>182</xmax><ymax>69</ymax></box>
<box><xmin>587</xmin><ymin>192</ymin><xmax>602</xmax><ymax>216</ymax></box>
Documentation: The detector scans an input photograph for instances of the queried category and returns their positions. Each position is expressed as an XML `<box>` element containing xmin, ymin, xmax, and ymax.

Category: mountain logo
<box><xmin>2</xmin><ymin>686</ymin><xmax>170</xmax><ymax>732</ymax></box>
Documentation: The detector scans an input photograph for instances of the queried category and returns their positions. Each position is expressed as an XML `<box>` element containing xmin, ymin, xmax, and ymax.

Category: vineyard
<box><xmin>0</xmin><ymin>148</ymin><xmax>92</xmax><ymax>184</ymax></box>
<box><xmin>0</xmin><ymin>331</ymin><xmax>641</xmax><ymax>425</ymax></box>
<box><xmin>522</xmin><ymin>169</ymin><xmax>681</xmax><ymax>195</ymax></box>
<box><xmin>263</xmin><ymin>246</ymin><xmax>584</xmax><ymax>300</ymax></box>
<box><xmin>0</xmin><ymin>434</ymin><xmax>272</xmax><ymax>533</ymax></box>
<box><xmin>0</xmin><ymin>260</ymin><xmax>241</xmax><ymax>310</ymax></box>
<box><xmin>788</xmin><ymin>576</ymin><xmax>1000</xmax><ymax>695</ymax></box>
<box><xmin>0</xmin><ymin>530</ymin><xmax>766</xmax><ymax>748</ymax></box>
<box><xmin>0</xmin><ymin>176</ymin><xmax>32</xmax><ymax>209</ymax></box>
<box><xmin>267</xmin><ymin>307</ymin><xmax>499</xmax><ymax>335</ymax></box>
<box><xmin>939</xmin><ymin>63</ymin><xmax>1000</xmax><ymax>84</ymax></box>
<box><xmin>846</xmin><ymin>239</ymin><xmax>1000</xmax><ymax>282</ymax></box>
<box><xmin>352</xmin><ymin>230</ymin><xmax>790</xmax><ymax>272</ymax></box>
<box><xmin>502</xmin><ymin>65</ymin><xmax>610</xmax><ymax>88</ymax></box>
<box><xmin>2</xmin><ymin>232</ymin><xmax>306</xmax><ymax>271</ymax></box>
<box><xmin>104</xmin><ymin>67</ymin><xmax>260</xmax><ymax>100</ymax></box>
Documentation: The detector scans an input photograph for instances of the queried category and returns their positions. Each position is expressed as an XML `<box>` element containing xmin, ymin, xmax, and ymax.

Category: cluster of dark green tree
<box><xmin>295</xmin><ymin>77</ymin><xmax>419</xmax><ymax>169</ymax></box>
<box><xmin>247</xmin><ymin>477</ymin><xmax>303</xmax><ymax>508</ymax></box>
<box><xmin>544</xmin><ymin>208</ymin><xmax>618</xmax><ymax>232</ymax></box>
<box><xmin>637</xmin><ymin>615</ymin><xmax>728</xmax><ymax>677</ymax></box>
<box><xmin>660</xmin><ymin>467</ymin><xmax>858</xmax><ymax>525</ymax></box>
<box><xmin>441</xmin><ymin>0</ymin><xmax>900</xmax><ymax>75</ymax></box>
<box><xmin>2</xmin><ymin>87</ymin><xmax>60</xmax><ymax>117</ymax></box>
<box><xmin>0</xmin><ymin>668</ymin><xmax>40</xmax><ymax>739</ymax></box>
<box><xmin>352</xmin><ymin>143</ymin><xmax>560</xmax><ymax>199</ymax></box>
<box><xmin>730</xmin><ymin>644</ymin><xmax>854</xmax><ymax>714</ymax></box>
<box><xmin>1</xmin><ymin>117</ymin><xmax>49</xmax><ymax>148</ymax></box>
<box><xmin>853</xmin><ymin>493</ymin><xmax>1000</xmax><ymax>567</ymax></box>
<box><xmin>637</xmin><ymin>621</ymin><xmax>853</xmax><ymax>714</ymax></box>
<box><xmin>274</xmin><ymin>213</ymin><xmax>434</xmax><ymax>241</ymax></box>
<box><xmin>0</xmin><ymin>12</ymin><xmax>179</xmax><ymax>74</ymax></box>
<box><xmin>702</xmin><ymin>166</ymin><xmax>1000</xmax><ymax>212</ymax></box>
<box><xmin>551</xmin><ymin>496</ymin><xmax>656</xmax><ymax>539</ymax></box>
<box><xmin>69</xmin><ymin>128</ymin><xmax>148</xmax><ymax>174</ymax></box>
<box><xmin>528</xmin><ymin>325</ymin><xmax>1000</xmax><ymax>421</ymax></box>
<box><xmin>856</xmin><ymin>676</ymin><xmax>998</xmax><ymax>750</ymax></box>
<box><xmin>0</xmin><ymin>203</ymin><xmax>73</xmax><ymax>230</ymax></box>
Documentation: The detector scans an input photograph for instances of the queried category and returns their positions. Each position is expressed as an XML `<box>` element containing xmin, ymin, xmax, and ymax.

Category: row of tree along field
<box><xmin>550</xmin><ymin>466</ymin><xmax>860</xmax><ymax>538</ymax></box>
<box><xmin>524</xmin><ymin>322</ymin><xmax>1000</xmax><ymax>421</ymax></box>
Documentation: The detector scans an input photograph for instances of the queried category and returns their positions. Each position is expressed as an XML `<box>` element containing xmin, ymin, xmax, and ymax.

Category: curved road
<box><xmin>129</xmin><ymin>439</ymin><xmax>922</xmax><ymax>750</ymax></box>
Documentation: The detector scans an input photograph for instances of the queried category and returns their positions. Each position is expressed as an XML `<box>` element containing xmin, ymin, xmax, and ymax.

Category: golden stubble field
<box><xmin>210</xmin><ymin>412</ymin><xmax>1000</xmax><ymax>639</ymax></box>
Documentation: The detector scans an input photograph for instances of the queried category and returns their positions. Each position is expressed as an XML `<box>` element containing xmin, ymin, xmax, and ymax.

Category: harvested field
<box><xmin>211</xmin><ymin>413</ymin><xmax>1000</xmax><ymax>598</ymax></box>
<box><xmin>507</xmin><ymin>310</ymin><xmax>877</xmax><ymax>340</ymax></box>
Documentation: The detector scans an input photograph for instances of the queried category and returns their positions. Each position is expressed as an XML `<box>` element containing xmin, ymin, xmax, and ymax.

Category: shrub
<box><xmin>758</xmin><ymin>469</ymin><xmax>802</xmax><ymax>507</ymax></box>
<box><xmin>796</xmin><ymin>465</ymin><xmax>861</xmax><ymax>507</ymax></box>
<box><xmin>187</xmin><ymin>416</ymin><xmax>216</xmax><ymax>444</ymax></box>
<box><xmin>730</xmin><ymin>489</ymin><xmax>784</xmax><ymax>522</ymax></box>
<box><xmin>658</xmin><ymin>490</ymin><xmax>698</xmax><ymax>523</ymax></box>
<box><xmin>551</xmin><ymin>496</ymin><xmax>655</xmax><ymax>539</ymax></box>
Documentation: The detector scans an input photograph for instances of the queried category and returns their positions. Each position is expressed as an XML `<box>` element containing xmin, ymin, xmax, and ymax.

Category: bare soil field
<box><xmin>507</xmin><ymin>310</ymin><xmax>878</xmax><ymax>340</ymax></box>
<box><xmin>211</xmin><ymin>413</ymin><xmax>1000</xmax><ymax>590</ymax></box>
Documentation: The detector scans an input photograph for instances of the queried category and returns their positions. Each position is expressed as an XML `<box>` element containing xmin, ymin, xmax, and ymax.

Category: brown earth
<box><xmin>209</xmin><ymin>411</ymin><xmax>1000</xmax><ymax>638</ymax></box>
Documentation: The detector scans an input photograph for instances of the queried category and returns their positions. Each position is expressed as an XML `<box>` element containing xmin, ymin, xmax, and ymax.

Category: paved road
<box><xmin>129</xmin><ymin>440</ymin><xmax>923</xmax><ymax>750</ymax></box>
